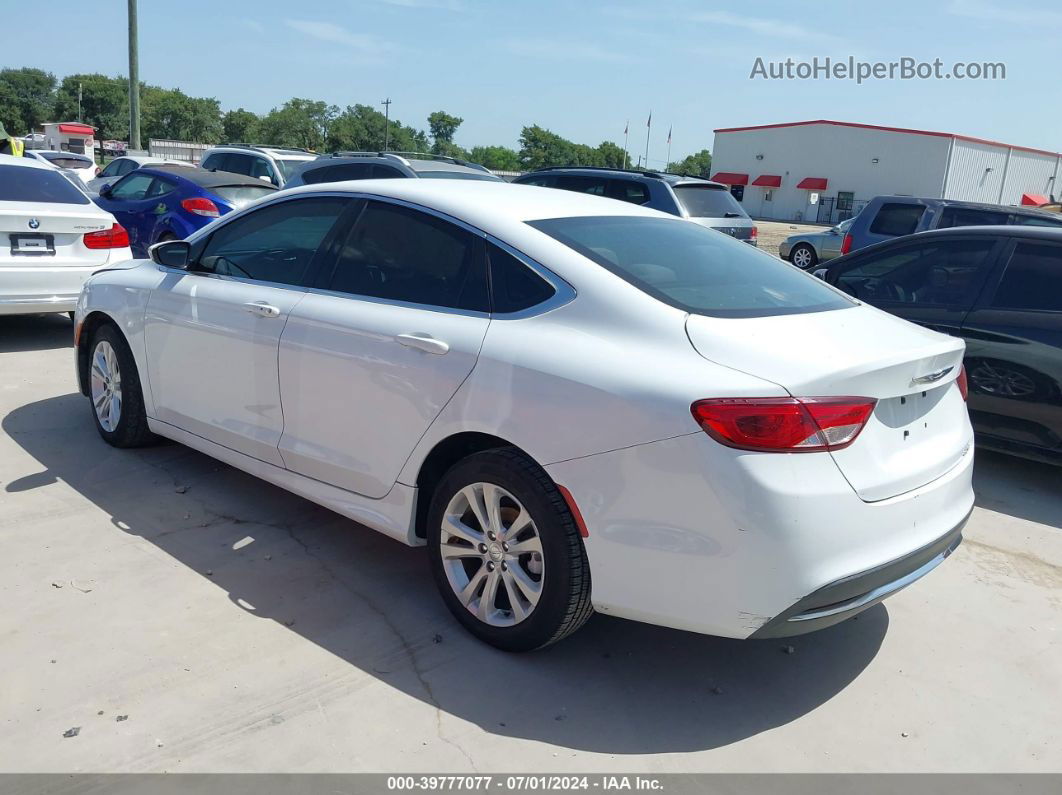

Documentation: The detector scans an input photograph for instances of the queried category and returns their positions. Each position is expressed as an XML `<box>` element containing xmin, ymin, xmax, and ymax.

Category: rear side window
<box><xmin>672</xmin><ymin>185</ymin><xmax>747</xmax><ymax>218</ymax></box>
<box><xmin>517</xmin><ymin>175</ymin><xmax>555</xmax><ymax>187</ymax></box>
<box><xmin>209</xmin><ymin>185</ymin><xmax>276</xmax><ymax>209</ymax></box>
<box><xmin>991</xmin><ymin>242</ymin><xmax>1062</xmax><ymax>311</ymax></box>
<box><xmin>201</xmin><ymin>153</ymin><xmax>226</xmax><ymax>172</ymax></box>
<box><xmin>325</xmin><ymin>201</ymin><xmax>488</xmax><ymax>311</ymax></box>
<box><xmin>531</xmin><ymin>216</ymin><xmax>852</xmax><ymax>318</ymax></box>
<box><xmin>0</xmin><ymin>165</ymin><xmax>90</xmax><ymax>204</ymax></box>
<box><xmin>488</xmin><ymin>244</ymin><xmax>556</xmax><ymax>313</ymax></box>
<box><xmin>302</xmin><ymin>163</ymin><xmax>374</xmax><ymax>184</ymax></box>
<box><xmin>1012</xmin><ymin>213</ymin><xmax>1062</xmax><ymax>228</ymax></box>
<box><xmin>555</xmin><ymin>175</ymin><xmax>610</xmax><ymax>196</ymax></box>
<box><xmin>608</xmin><ymin>180</ymin><xmax>650</xmax><ymax>205</ymax></box>
<box><xmin>198</xmin><ymin>197</ymin><xmax>348</xmax><ymax>285</ymax></box>
<box><xmin>869</xmin><ymin>203</ymin><xmax>926</xmax><ymax>236</ymax></box>
<box><xmin>937</xmin><ymin>207</ymin><xmax>1008</xmax><ymax>228</ymax></box>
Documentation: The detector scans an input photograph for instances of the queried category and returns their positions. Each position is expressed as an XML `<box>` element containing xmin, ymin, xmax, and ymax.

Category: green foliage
<box><xmin>518</xmin><ymin>125</ymin><xmax>632</xmax><ymax>170</ymax></box>
<box><xmin>259</xmin><ymin>98</ymin><xmax>337</xmax><ymax>151</ymax></box>
<box><xmin>667</xmin><ymin>148</ymin><xmax>712</xmax><ymax>177</ymax></box>
<box><xmin>0</xmin><ymin>68</ymin><xmax>56</xmax><ymax>133</ymax></box>
<box><xmin>222</xmin><ymin>108</ymin><xmax>261</xmax><ymax>143</ymax></box>
<box><xmin>55</xmin><ymin>74</ymin><xmax>128</xmax><ymax>140</ymax></box>
<box><xmin>428</xmin><ymin>110</ymin><xmax>463</xmax><ymax>154</ymax></box>
<box><xmin>326</xmin><ymin>104</ymin><xmax>429</xmax><ymax>153</ymax></box>
<box><xmin>468</xmin><ymin>145</ymin><xmax>521</xmax><ymax>171</ymax></box>
<box><xmin>141</xmin><ymin>88</ymin><xmax>223</xmax><ymax>144</ymax></box>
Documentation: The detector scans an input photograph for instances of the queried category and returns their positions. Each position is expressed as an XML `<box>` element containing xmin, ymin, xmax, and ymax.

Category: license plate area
<box><xmin>9</xmin><ymin>233</ymin><xmax>56</xmax><ymax>256</ymax></box>
<box><xmin>876</xmin><ymin>387</ymin><xmax>948</xmax><ymax>442</ymax></box>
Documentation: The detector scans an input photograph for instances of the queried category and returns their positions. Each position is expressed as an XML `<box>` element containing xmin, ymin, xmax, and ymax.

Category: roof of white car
<box><xmin>283</xmin><ymin>178</ymin><xmax>668</xmax><ymax>225</ymax></box>
<box><xmin>0</xmin><ymin>153</ymin><xmax>53</xmax><ymax>170</ymax></box>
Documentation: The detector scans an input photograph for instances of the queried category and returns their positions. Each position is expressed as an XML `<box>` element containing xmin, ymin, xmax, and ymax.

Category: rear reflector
<box><xmin>556</xmin><ymin>484</ymin><xmax>589</xmax><ymax>538</ymax></box>
<box><xmin>957</xmin><ymin>365</ymin><xmax>968</xmax><ymax>401</ymax></box>
<box><xmin>691</xmin><ymin>397</ymin><xmax>877</xmax><ymax>453</ymax></box>
<box><xmin>83</xmin><ymin>223</ymin><xmax>130</xmax><ymax>250</ymax></box>
<box><xmin>840</xmin><ymin>233</ymin><xmax>853</xmax><ymax>255</ymax></box>
<box><xmin>181</xmin><ymin>197</ymin><xmax>220</xmax><ymax>217</ymax></box>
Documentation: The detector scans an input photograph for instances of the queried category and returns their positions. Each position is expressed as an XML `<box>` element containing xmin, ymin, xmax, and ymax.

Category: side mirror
<box><xmin>259</xmin><ymin>175</ymin><xmax>273</xmax><ymax>183</ymax></box>
<box><xmin>150</xmin><ymin>239</ymin><xmax>191</xmax><ymax>269</ymax></box>
<box><xmin>98</xmin><ymin>184</ymin><xmax>113</xmax><ymax>197</ymax></box>
<box><xmin>812</xmin><ymin>268</ymin><xmax>829</xmax><ymax>280</ymax></box>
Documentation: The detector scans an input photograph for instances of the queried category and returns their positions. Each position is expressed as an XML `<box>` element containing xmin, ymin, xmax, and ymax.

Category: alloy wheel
<box><xmin>90</xmin><ymin>340</ymin><xmax>123</xmax><ymax>432</ymax></box>
<box><xmin>440</xmin><ymin>482</ymin><xmax>545</xmax><ymax>627</ymax></box>
<box><xmin>792</xmin><ymin>246</ymin><xmax>814</xmax><ymax>268</ymax></box>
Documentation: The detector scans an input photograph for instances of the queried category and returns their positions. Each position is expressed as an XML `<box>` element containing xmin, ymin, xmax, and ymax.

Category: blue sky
<box><xmin>5</xmin><ymin>0</ymin><xmax>1059</xmax><ymax>166</ymax></box>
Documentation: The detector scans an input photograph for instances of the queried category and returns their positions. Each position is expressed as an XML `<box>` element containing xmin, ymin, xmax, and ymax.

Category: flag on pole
<box><xmin>647</xmin><ymin>111</ymin><xmax>652</xmax><ymax>129</ymax></box>
<box><xmin>667</xmin><ymin>126</ymin><xmax>672</xmax><ymax>145</ymax></box>
<box><xmin>624</xmin><ymin>120</ymin><xmax>628</xmax><ymax>135</ymax></box>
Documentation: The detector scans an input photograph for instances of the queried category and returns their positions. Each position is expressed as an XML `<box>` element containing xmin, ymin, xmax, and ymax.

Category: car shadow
<box><xmin>0</xmin><ymin>314</ymin><xmax>73</xmax><ymax>354</ymax></box>
<box><xmin>3</xmin><ymin>394</ymin><xmax>888</xmax><ymax>754</ymax></box>
<box><xmin>973</xmin><ymin>449</ymin><xmax>1062</xmax><ymax>531</ymax></box>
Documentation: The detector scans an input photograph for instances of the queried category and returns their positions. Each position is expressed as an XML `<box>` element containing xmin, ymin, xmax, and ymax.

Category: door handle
<box><xmin>395</xmin><ymin>333</ymin><xmax>450</xmax><ymax>355</ymax></box>
<box><xmin>243</xmin><ymin>301</ymin><xmax>281</xmax><ymax>318</ymax></box>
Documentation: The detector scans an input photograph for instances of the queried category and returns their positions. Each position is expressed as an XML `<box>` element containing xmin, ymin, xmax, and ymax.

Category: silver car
<box><xmin>780</xmin><ymin>217</ymin><xmax>855</xmax><ymax>269</ymax></box>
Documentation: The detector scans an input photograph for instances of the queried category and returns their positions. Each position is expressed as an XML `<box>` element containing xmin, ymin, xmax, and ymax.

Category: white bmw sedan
<box><xmin>1</xmin><ymin>154</ymin><xmax>132</xmax><ymax>316</ymax></box>
<box><xmin>74</xmin><ymin>180</ymin><xmax>974</xmax><ymax>651</ymax></box>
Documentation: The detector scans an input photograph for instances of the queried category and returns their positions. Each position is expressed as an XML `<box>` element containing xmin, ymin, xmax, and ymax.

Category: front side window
<box><xmin>201</xmin><ymin>153</ymin><xmax>225</xmax><ymax>172</ymax></box>
<box><xmin>248</xmin><ymin>157</ymin><xmax>276</xmax><ymax>182</ymax></box>
<box><xmin>937</xmin><ymin>206</ymin><xmax>1008</xmax><ymax>229</ymax></box>
<box><xmin>488</xmin><ymin>244</ymin><xmax>556</xmax><ymax>313</ymax></box>
<box><xmin>517</xmin><ymin>175</ymin><xmax>554</xmax><ymax>187</ymax></box>
<box><xmin>531</xmin><ymin>216</ymin><xmax>852</xmax><ymax>318</ymax></box>
<box><xmin>325</xmin><ymin>201</ymin><xmax>488</xmax><ymax>311</ymax></box>
<box><xmin>100</xmin><ymin>159</ymin><xmax>125</xmax><ymax>178</ymax></box>
<box><xmin>109</xmin><ymin>173</ymin><xmax>156</xmax><ymax>200</ymax></box>
<box><xmin>220</xmin><ymin>153</ymin><xmax>253</xmax><ymax>176</ymax></box>
<box><xmin>197</xmin><ymin>197</ymin><xmax>348</xmax><ymax>286</ymax></box>
<box><xmin>991</xmin><ymin>242</ymin><xmax>1062</xmax><ymax>312</ymax></box>
<box><xmin>834</xmin><ymin>239</ymin><xmax>996</xmax><ymax>307</ymax></box>
<box><xmin>869</xmin><ymin>203</ymin><xmax>926</xmax><ymax>236</ymax></box>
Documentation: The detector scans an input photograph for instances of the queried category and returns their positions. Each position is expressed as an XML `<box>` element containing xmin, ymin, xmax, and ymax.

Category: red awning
<box><xmin>796</xmin><ymin>177</ymin><xmax>828</xmax><ymax>190</ymax></box>
<box><xmin>751</xmin><ymin>174</ymin><xmax>782</xmax><ymax>188</ymax></box>
<box><xmin>57</xmin><ymin>123</ymin><xmax>95</xmax><ymax>135</ymax></box>
<box><xmin>1021</xmin><ymin>193</ymin><xmax>1049</xmax><ymax>206</ymax></box>
<box><xmin>710</xmin><ymin>172</ymin><xmax>749</xmax><ymax>185</ymax></box>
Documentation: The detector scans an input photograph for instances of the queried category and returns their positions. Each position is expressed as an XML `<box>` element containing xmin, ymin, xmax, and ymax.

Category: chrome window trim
<box><xmin>181</xmin><ymin>189</ymin><xmax>577</xmax><ymax>319</ymax></box>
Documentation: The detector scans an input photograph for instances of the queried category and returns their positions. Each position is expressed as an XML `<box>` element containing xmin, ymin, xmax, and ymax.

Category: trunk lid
<box><xmin>686</xmin><ymin>304</ymin><xmax>971</xmax><ymax>501</ymax></box>
<box><xmin>0</xmin><ymin>201</ymin><xmax>113</xmax><ymax>267</ymax></box>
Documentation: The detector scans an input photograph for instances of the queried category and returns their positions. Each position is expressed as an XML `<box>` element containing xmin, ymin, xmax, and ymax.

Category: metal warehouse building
<box><xmin>709</xmin><ymin>119</ymin><xmax>1062</xmax><ymax>224</ymax></box>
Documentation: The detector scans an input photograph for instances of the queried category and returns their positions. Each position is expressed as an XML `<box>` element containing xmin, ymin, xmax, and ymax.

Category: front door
<box><xmin>98</xmin><ymin>171</ymin><xmax>167</xmax><ymax>255</ymax></box>
<box><xmin>144</xmin><ymin>196</ymin><xmax>350</xmax><ymax>465</ymax></box>
<box><xmin>278</xmin><ymin>199</ymin><xmax>491</xmax><ymax>498</ymax></box>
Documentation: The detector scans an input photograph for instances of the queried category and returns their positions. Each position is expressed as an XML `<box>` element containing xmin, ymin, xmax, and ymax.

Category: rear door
<box><xmin>960</xmin><ymin>238</ymin><xmax>1062</xmax><ymax>456</ymax></box>
<box><xmin>277</xmin><ymin>199</ymin><xmax>491</xmax><ymax>497</ymax></box>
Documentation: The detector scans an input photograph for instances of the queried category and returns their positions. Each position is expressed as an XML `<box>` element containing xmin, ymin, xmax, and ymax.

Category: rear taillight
<box><xmin>840</xmin><ymin>233</ymin><xmax>853</xmax><ymax>255</ymax></box>
<box><xmin>94</xmin><ymin>166</ymin><xmax>102</xmax><ymax>177</ymax></box>
<box><xmin>181</xmin><ymin>197</ymin><xmax>220</xmax><ymax>217</ymax></box>
<box><xmin>83</xmin><ymin>223</ymin><xmax>130</xmax><ymax>250</ymax></box>
<box><xmin>691</xmin><ymin>397</ymin><xmax>877</xmax><ymax>453</ymax></box>
<box><xmin>957</xmin><ymin>365</ymin><xmax>968</xmax><ymax>401</ymax></box>
<box><xmin>750</xmin><ymin>226</ymin><xmax>758</xmax><ymax>240</ymax></box>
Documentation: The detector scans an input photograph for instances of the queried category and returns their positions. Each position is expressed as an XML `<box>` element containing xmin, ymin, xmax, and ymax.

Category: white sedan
<box><xmin>22</xmin><ymin>149</ymin><xmax>97</xmax><ymax>185</ymax></box>
<box><xmin>1</xmin><ymin>154</ymin><xmax>131</xmax><ymax>316</ymax></box>
<box><xmin>74</xmin><ymin>180</ymin><xmax>974</xmax><ymax>651</ymax></box>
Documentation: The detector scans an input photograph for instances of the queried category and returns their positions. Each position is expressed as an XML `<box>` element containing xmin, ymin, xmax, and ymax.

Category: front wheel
<box><xmin>427</xmin><ymin>448</ymin><xmax>592</xmax><ymax>651</ymax></box>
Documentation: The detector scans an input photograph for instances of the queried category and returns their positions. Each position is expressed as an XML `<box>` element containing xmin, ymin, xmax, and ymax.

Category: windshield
<box><xmin>275</xmin><ymin>159</ymin><xmax>312</xmax><ymax>179</ymax></box>
<box><xmin>672</xmin><ymin>185</ymin><xmax>748</xmax><ymax>219</ymax></box>
<box><xmin>0</xmin><ymin>165</ymin><xmax>91</xmax><ymax>204</ymax></box>
<box><xmin>530</xmin><ymin>216</ymin><xmax>853</xmax><ymax>318</ymax></box>
<box><xmin>417</xmin><ymin>170</ymin><xmax>502</xmax><ymax>181</ymax></box>
<box><xmin>210</xmin><ymin>185</ymin><xmax>277</xmax><ymax>209</ymax></box>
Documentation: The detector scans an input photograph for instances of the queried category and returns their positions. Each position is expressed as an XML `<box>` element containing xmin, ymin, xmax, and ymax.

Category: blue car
<box><xmin>93</xmin><ymin>165</ymin><xmax>277</xmax><ymax>257</ymax></box>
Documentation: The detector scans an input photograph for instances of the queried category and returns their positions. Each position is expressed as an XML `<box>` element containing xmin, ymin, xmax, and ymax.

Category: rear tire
<box><xmin>88</xmin><ymin>324</ymin><xmax>157</xmax><ymax>448</ymax></box>
<box><xmin>427</xmin><ymin>448</ymin><xmax>593</xmax><ymax>651</ymax></box>
<box><xmin>790</xmin><ymin>243</ymin><xmax>818</xmax><ymax>269</ymax></box>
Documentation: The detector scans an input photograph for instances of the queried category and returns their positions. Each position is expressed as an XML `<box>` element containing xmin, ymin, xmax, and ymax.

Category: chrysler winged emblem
<box><xmin>911</xmin><ymin>367</ymin><xmax>953</xmax><ymax>386</ymax></box>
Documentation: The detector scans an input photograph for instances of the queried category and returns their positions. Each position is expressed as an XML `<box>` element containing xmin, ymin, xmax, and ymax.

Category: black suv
<box><xmin>284</xmin><ymin>152</ymin><xmax>502</xmax><ymax>188</ymax></box>
<box><xmin>824</xmin><ymin>225</ymin><xmax>1062</xmax><ymax>464</ymax></box>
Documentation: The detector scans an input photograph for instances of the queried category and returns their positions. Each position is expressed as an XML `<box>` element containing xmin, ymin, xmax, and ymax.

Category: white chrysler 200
<box><xmin>74</xmin><ymin>180</ymin><xmax>974</xmax><ymax>651</ymax></box>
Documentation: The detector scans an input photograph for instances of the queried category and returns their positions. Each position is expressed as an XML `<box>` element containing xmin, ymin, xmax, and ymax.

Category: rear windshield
<box><xmin>210</xmin><ymin>185</ymin><xmax>277</xmax><ymax>209</ymax></box>
<box><xmin>417</xmin><ymin>170</ymin><xmax>502</xmax><ymax>181</ymax></box>
<box><xmin>0</xmin><ymin>165</ymin><xmax>91</xmax><ymax>204</ymax></box>
<box><xmin>529</xmin><ymin>216</ymin><xmax>853</xmax><ymax>318</ymax></box>
<box><xmin>672</xmin><ymin>185</ymin><xmax>748</xmax><ymax>219</ymax></box>
<box><xmin>38</xmin><ymin>153</ymin><xmax>93</xmax><ymax>169</ymax></box>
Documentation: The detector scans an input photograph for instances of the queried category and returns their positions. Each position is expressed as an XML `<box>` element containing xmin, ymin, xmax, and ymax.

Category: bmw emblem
<box><xmin>28</xmin><ymin>218</ymin><xmax>40</xmax><ymax>230</ymax></box>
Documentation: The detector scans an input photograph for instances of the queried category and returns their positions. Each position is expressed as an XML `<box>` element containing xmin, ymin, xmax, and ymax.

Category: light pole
<box><xmin>381</xmin><ymin>97</ymin><xmax>392</xmax><ymax>151</ymax></box>
<box><xmin>127</xmin><ymin>0</ymin><xmax>141</xmax><ymax>150</ymax></box>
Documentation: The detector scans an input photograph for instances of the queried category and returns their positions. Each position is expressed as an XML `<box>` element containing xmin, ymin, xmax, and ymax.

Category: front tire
<box><xmin>88</xmin><ymin>324</ymin><xmax>157</xmax><ymax>448</ymax></box>
<box><xmin>790</xmin><ymin>243</ymin><xmax>818</xmax><ymax>269</ymax></box>
<box><xmin>427</xmin><ymin>448</ymin><xmax>592</xmax><ymax>651</ymax></box>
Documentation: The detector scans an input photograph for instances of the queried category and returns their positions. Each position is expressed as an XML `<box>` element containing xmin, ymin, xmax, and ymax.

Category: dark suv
<box><xmin>844</xmin><ymin>195</ymin><xmax>1062</xmax><ymax>253</ymax></box>
<box><xmin>824</xmin><ymin>225</ymin><xmax>1062</xmax><ymax>464</ymax></box>
<box><xmin>284</xmin><ymin>152</ymin><xmax>502</xmax><ymax>188</ymax></box>
<box><xmin>513</xmin><ymin>167</ymin><xmax>757</xmax><ymax>245</ymax></box>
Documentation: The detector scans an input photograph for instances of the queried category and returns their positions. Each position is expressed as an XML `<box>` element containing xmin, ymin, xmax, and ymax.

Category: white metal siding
<box><xmin>999</xmin><ymin>150</ymin><xmax>1061</xmax><ymax>204</ymax></box>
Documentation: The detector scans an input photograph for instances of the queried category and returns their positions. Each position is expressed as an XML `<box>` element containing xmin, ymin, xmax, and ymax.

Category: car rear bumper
<box><xmin>544</xmin><ymin>429</ymin><xmax>975</xmax><ymax>639</ymax></box>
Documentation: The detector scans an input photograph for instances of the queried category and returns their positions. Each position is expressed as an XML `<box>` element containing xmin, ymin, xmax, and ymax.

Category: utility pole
<box><xmin>381</xmin><ymin>97</ymin><xmax>392</xmax><ymax>151</ymax></box>
<box><xmin>127</xmin><ymin>0</ymin><xmax>141</xmax><ymax>151</ymax></box>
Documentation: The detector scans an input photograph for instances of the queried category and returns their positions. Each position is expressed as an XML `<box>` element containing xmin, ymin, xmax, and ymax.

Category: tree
<box><xmin>595</xmin><ymin>140</ymin><xmax>627</xmax><ymax>169</ymax></box>
<box><xmin>0</xmin><ymin>81</ymin><xmax>24</xmax><ymax>133</ymax></box>
<box><xmin>222</xmin><ymin>108</ymin><xmax>261</xmax><ymax>143</ymax></box>
<box><xmin>0</xmin><ymin>68</ymin><xmax>56</xmax><ymax>133</ymax></box>
<box><xmin>325</xmin><ymin>104</ymin><xmax>428</xmax><ymax>153</ymax></box>
<box><xmin>428</xmin><ymin>110</ymin><xmax>463</xmax><ymax>155</ymax></box>
<box><xmin>259</xmin><ymin>98</ymin><xmax>337</xmax><ymax>150</ymax></box>
<box><xmin>55</xmin><ymin>74</ymin><xmax>127</xmax><ymax>140</ymax></box>
<box><xmin>667</xmin><ymin>148</ymin><xmax>712</xmax><ymax>177</ymax></box>
<box><xmin>468</xmin><ymin>145</ymin><xmax>521</xmax><ymax>171</ymax></box>
<box><xmin>518</xmin><ymin>125</ymin><xmax>575</xmax><ymax>170</ymax></box>
<box><xmin>141</xmin><ymin>87</ymin><xmax>222</xmax><ymax>143</ymax></box>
